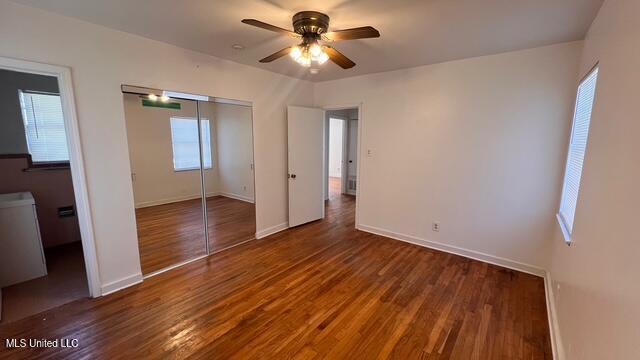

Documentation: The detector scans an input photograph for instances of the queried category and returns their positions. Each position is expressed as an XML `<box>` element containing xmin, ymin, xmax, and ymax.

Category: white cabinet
<box><xmin>0</xmin><ymin>192</ymin><xmax>47</xmax><ymax>288</ymax></box>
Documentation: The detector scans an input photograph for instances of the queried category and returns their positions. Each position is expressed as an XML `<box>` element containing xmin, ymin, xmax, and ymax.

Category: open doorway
<box><xmin>0</xmin><ymin>64</ymin><xmax>96</xmax><ymax>324</ymax></box>
<box><xmin>325</xmin><ymin>108</ymin><xmax>359</xmax><ymax>200</ymax></box>
<box><xmin>328</xmin><ymin>118</ymin><xmax>344</xmax><ymax>199</ymax></box>
<box><xmin>323</xmin><ymin>107</ymin><xmax>359</xmax><ymax>225</ymax></box>
<box><xmin>286</xmin><ymin>105</ymin><xmax>359</xmax><ymax>229</ymax></box>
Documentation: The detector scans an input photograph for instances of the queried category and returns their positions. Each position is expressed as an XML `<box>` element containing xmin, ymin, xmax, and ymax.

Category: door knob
<box><xmin>291</xmin><ymin>174</ymin><xmax>297</xmax><ymax>179</ymax></box>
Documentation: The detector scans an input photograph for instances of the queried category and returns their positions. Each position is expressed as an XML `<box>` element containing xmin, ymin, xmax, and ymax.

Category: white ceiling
<box><xmin>11</xmin><ymin>0</ymin><xmax>603</xmax><ymax>82</ymax></box>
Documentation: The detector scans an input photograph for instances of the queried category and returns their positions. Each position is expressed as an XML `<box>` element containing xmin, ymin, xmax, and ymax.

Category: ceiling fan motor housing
<box><xmin>292</xmin><ymin>11</ymin><xmax>330</xmax><ymax>36</ymax></box>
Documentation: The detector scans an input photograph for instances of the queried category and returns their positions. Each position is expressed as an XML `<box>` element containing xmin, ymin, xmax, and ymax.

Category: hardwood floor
<box><xmin>329</xmin><ymin>176</ymin><xmax>341</xmax><ymax>199</ymax></box>
<box><xmin>136</xmin><ymin>195</ymin><xmax>256</xmax><ymax>274</ymax></box>
<box><xmin>0</xmin><ymin>194</ymin><xmax>551</xmax><ymax>359</ymax></box>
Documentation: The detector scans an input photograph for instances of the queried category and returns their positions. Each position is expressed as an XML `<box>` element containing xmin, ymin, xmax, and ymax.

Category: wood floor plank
<box><xmin>0</xmin><ymin>186</ymin><xmax>551</xmax><ymax>359</ymax></box>
<box><xmin>136</xmin><ymin>195</ymin><xmax>256</xmax><ymax>274</ymax></box>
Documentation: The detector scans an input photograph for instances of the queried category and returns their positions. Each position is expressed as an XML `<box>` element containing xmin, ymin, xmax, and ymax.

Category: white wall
<box><xmin>215</xmin><ymin>102</ymin><xmax>255</xmax><ymax>202</ymax></box>
<box><xmin>547</xmin><ymin>0</ymin><xmax>640</xmax><ymax>358</ymax></box>
<box><xmin>123</xmin><ymin>94</ymin><xmax>218</xmax><ymax>207</ymax></box>
<box><xmin>315</xmin><ymin>42</ymin><xmax>582</xmax><ymax>271</ymax></box>
<box><xmin>0</xmin><ymin>0</ymin><xmax>314</xmax><ymax>292</ymax></box>
<box><xmin>328</xmin><ymin>118</ymin><xmax>343</xmax><ymax>178</ymax></box>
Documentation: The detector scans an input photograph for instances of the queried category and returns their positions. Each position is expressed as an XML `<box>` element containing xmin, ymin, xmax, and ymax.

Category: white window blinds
<box><xmin>19</xmin><ymin>91</ymin><xmax>70</xmax><ymax>163</ymax></box>
<box><xmin>170</xmin><ymin>117</ymin><xmax>212</xmax><ymax>171</ymax></box>
<box><xmin>558</xmin><ymin>67</ymin><xmax>599</xmax><ymax>239</ymax></box>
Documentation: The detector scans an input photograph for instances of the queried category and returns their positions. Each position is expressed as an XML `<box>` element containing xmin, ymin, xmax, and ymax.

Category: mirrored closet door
<box><xmin>122</xmin><ymin>86</ymin><xmax>256</xmax><ymax>276</ymax></box>
<box><xmin>200</xmin><ymin>100</ymin><xmax>256</xmax><ymax>253</ymax></box>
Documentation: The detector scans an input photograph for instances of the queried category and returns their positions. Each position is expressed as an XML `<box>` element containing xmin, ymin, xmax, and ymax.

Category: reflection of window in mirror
<box><xmin>18</xmin><ymin>90</ymin><xmax>70</xmax><ymax>164</ymax></box>
<box><xmin>169</xmin><ymin>117</ymin><xmax>212</xmax><ymax>171</ymax></box>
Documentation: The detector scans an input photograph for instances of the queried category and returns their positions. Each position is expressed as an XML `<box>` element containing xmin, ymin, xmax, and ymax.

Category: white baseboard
<box><xmin>217</xmin><ymin>192</ymin><xmax>255</xmax><ymax>204</ymax></box>
<box><xmin>135</xmin><ymin>192</ymin><xmax>254</xmax><ymax>208</ymax></box>
<box><xmin>544</xmin><ymin>271</ymin><xmax>564</xmax><ymax>360</ymax></box>
<box><xmin>356</xmin><ymin>224</ymin><xmax>546</xmax><ymax>277</ymax></box>
<box><xmin>256</xmin><ymin>222</ymin><xmax>288</xmax><ymax>239</ymax></box>
<box><xmin>135</xmin><ymin>193</ymin><xmax>217</xmax><ymax>209</ymax></box>
<box><xmin>100</xmin><ymin>272</ymin><xmax>143</xmax><ymax>296</ymax></box>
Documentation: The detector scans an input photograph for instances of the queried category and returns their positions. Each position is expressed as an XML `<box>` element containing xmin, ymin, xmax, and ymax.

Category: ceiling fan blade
<box><xmin>324</xmin><ymin>46</ymin><xmax>356</xmax><ymax>69</ymax></box>
<box><xmin>241</xmin><ymin>19</ymin><xmax>299</xmax><ymax>37</ymax></box>
<box><xmin>323</xmin><ymin>26</ymin><xmax>380</xmax><ymax>41</ymax></box>
<box><xmin>259</xmin><ymin>47</ymin><xmax>292</xmax><ymax>63</ymax></box>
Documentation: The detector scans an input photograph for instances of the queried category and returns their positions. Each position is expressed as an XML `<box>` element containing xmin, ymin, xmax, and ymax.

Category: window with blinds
<box><xmin>558</xmin><ymin>66</ymin><xmax>599</xmax><ymax>242</ymax></box>
<box><xmin>169</xmin><ymin>117</ymin><xmax>212</xmax><ymax>171</ymax></box>
<box><xmin>19</xmin><ymin>91</ymin><xmax>70</xmax><ymax>163</ymax></box>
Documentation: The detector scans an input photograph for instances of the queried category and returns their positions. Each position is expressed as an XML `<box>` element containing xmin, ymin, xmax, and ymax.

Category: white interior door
<box><xmin>288</xmin><ymin>106</ymin><xmax>325</xmax><ymax>227</ymax></box>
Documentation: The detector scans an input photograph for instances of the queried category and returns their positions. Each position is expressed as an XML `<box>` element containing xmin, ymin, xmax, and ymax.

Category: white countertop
<box><xmin>0</xmin><ymin>192</ymin><xmax>35</xmax><ymax>208</ymax></box>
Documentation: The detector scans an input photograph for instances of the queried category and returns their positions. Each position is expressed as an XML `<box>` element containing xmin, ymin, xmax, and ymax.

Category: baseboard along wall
<box><xmin>100</xmin><ymin>272</ymin><xmax>143</xmax><ymax>296</ymax></box>
<box><xmin>135</xmin><ymin>192</ymin><xmax>254</xmax><ymax>208</ymax></box>
<box><xmin>256</xmin><ymin>222</ymin><xmax>289</xmax><ymax>239</ymax></box>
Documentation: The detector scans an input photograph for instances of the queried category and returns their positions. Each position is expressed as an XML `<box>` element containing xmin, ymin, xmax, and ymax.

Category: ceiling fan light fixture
<box><xmin>298</xmin><ymin>55</ymin><xmax>312</xmax><ymax>67</ymax></box>
<box><xmin>316</xmin><ymin>51</ymin><xmax>329</xmax><ymax>65</ymax></box>
<box><xmin>290</xmin><ymin>42</ymin><xmax>329</xmax><ymax>66</ymax></box>
<box><xmin>309</xmin><ymin>43</ymin><xmax>322</xmax><ymax>57</ymax></box>
<box><xmin>290</xmin><ymin>45</ymin><xmax>303</xmax><ymax>60</ymax></box>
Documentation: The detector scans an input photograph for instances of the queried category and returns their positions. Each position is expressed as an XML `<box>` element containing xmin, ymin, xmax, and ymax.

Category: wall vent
<box><xmin>348</xmin><ymin>178</ymin><xmax>357</xmax><ymax>191</ymax></box>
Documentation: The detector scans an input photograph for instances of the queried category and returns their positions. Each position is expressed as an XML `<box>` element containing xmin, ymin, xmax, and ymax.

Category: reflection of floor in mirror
<box><xmin>136</xmin><ymin>196</ymin><xmax>256</xmax><ymax>275</ymax></box>
<box><xmin>0</xmin><ymin>242</ymin><xmax>89</xmax><ymax>324</ymax></box>
<box><xmin>206</xmin><ymin>196</ymin><xmax>257</xmax><ymax>253</ymax></box>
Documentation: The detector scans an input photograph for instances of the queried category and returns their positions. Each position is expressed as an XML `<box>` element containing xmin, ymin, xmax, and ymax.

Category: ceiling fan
<box><xmin>241</xmin><ymin>11</ymin><xmax>380</xmax><ymax>69</ymax></box>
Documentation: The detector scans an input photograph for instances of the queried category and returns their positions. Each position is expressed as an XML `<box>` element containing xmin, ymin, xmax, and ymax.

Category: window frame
<box><xmin>169</xmin><ymin>116</ymin><xmax>213</xmax><ymax>172</ymax></box>
<box><xmin>18</xmin><ymin>89</ymin><xmax>71</xmax><ymax>167</ymax></box>
<box><xmin>557</xmin><ymin>64</ymin><xmax>599</xmax><ymax>244</ymax></box>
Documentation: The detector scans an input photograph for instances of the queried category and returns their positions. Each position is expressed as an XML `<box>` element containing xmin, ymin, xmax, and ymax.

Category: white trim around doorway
<box><xmin>322</xmin><ymin>103</ymin><xmax>363</xmax><ymax>227</ymax></box>
<box><xmin>0</xmin><ymin>56</ymin><xmax>102</xmax><ymax>297</ymax></box>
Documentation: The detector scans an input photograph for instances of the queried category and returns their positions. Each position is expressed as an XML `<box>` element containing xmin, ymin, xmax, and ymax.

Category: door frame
<box><xmin>322</xmin><ymin>103</ymin><xmax>363</xmax><ymax>227</ymax></box>
<box><xmin>0</xmin><ymin>56</ymin><xmax>101</xmax><ymax>297</ymax></box>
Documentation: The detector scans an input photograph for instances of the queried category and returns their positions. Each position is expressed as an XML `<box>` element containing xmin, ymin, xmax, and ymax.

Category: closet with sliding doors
<box><xmin>122</xmin><ymin>85</ymin><xmax>256</xmax><ymax>276</ymax></box>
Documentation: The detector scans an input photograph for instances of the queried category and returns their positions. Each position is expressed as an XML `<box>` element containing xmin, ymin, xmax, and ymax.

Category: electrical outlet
<box><xmin>432</xmin><ymin>221</ymin><xmax>440</xmax><ymax>232</ymax></box>
<box><xmin>366</xmin><ymin>149</ymin><xmax>373</xmax><ymax>157</ymax></box>
<box><xmin>243</xmin><ymin>185</ymin><xmax>247</xmax><ymax>191</ymax></box>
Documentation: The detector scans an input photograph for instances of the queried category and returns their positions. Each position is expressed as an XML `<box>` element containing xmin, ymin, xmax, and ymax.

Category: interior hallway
<box><xmin>0</xmin><ymin>191</ymin><xmax>550</xmax><ymax>359</ymax></box>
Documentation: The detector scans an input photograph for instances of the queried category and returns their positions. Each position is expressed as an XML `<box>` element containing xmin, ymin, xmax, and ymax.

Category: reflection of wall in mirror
<box><xmin>215</xmin><ymin>103</ymin><xmax>255</xmax><ymax>203</ymax></box>
<box><xmin>123</xmin><ymin>94</ymin><xmax>255</xmax><ymax>208</ymax></box>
